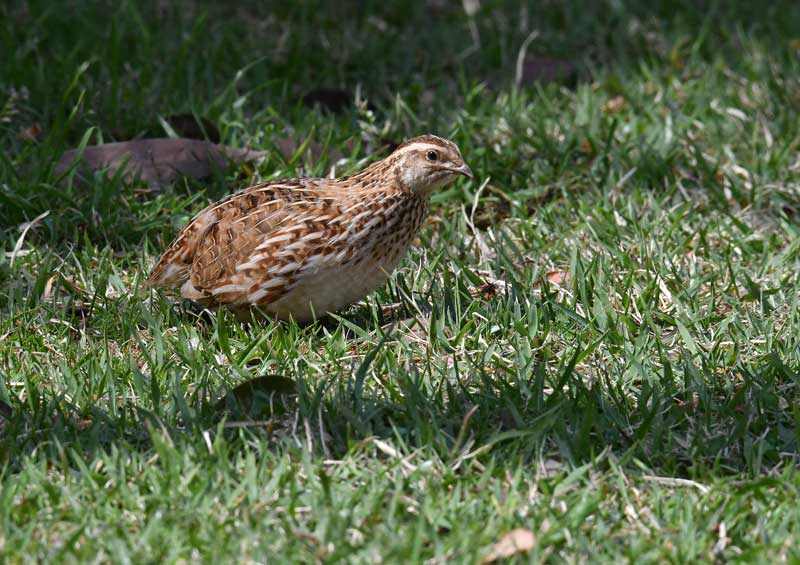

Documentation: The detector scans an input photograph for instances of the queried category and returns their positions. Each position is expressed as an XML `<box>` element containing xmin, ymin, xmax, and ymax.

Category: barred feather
<box><xmin>145</xmin><ymin>134</ymin><xmax>471</xmax><ymax>321</ymax></box>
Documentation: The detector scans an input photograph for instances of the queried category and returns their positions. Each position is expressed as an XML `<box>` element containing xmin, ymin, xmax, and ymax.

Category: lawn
<box><xmin>2</xmin><ymin>0</ymin><xmax>800</xmax><ymax>562</ymax></box>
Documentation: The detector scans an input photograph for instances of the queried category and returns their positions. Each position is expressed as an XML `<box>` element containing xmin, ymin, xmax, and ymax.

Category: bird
<box><xmin>145</xmin><ymin>134</ymin><xmax>473</xmax><ymax>322</ymax></box>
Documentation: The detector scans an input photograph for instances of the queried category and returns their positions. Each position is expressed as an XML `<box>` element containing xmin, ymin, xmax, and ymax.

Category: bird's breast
<box><xmin>264</xmin><ymin>196</ymin><xmax>428</xmax><ymax>321</ymax></box>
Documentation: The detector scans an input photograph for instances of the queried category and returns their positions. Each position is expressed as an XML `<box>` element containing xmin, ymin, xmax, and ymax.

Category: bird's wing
<box><xmin>146</xmin><ymin>180</ymin><xmax>311</xmax><ymax>285</ymax></box>
<box><xmin>187</xmin><ymin>180</ymin><xmax>350</xmax><ymax>306</ymax></box>
<box><xmin>145</xmin><ymin>198</ymin><xmax>224</xmax><ymax>290</ymax></box>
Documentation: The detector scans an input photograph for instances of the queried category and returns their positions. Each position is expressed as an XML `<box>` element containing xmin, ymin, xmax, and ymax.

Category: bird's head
<box><xmin>384</xmin><ymin>134</ymin><xmax>473</xmax><ymax>194</ymax></box>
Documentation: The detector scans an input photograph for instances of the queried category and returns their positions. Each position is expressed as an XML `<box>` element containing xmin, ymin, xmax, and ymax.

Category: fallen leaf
<box><xmin>56</xmin><ymin>138</ymin><xmax>267</xmax><ymax>189</ymax></box>
<box><xmin>42</xmin><ymin>274</ymin><xmax>57</xmax><ymax>302</ymax></box>
<box><xmin>17</xmin><ymin>122</ymin><xmax>42</xmax><ymax>143</ymax></box>
<box><xmin>472</xmin><ymin>199</ymin><xmax>511</xmax><ymax>229</ymax></box>
<box><xmin>302</xmin><ymin>88</ymin><xmax>354</xmax><ymax>114</ymax></box>
<box><xmin>302</xmin><ymin>88</ymin><xmax>379</xmax><ymax>115</ymax></box>
<box><xmin>546</xmin><ymin>270</ymin><xmax>569</xmax><ymax>285</ymax></box>
<box><xmin>478</xmin><ymin>281</ymin><xmax>499</xmax><ymax>299</ymax></box>
<box><xmin>482</xmin><ymin>528</ymin><xmax>536</xmax><ymax>563</ymax></box>
<box><xmin>215</xmin><ymin>374</ymin><xmax>297</xmax><ymax>416</ymax></box>
<box><xmin>520</xmin><ymin>56</ymin><xmax>576</xmax><ymax>86</ymax></box>
<box><xmin>75</xmin><ymin>419</ymin><xmax>93</xmax><ymax>431</ymax></box>
<box><xmin>579</xmin><ymin>138</ymin><xmax>594</xmax><ymax>156</ymax></box>
<box><xmin>603</xmin><ymin>95</ymin><xmax>625</xmax><ymax>113</ymax></box>
<box><xmin>471</xmin><ymin>277</ymin><xmax>510</xmax><ymax>299</ymax></box>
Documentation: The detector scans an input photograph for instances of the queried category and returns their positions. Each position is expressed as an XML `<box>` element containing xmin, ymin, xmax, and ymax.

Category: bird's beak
<box><xmin>452</xmin><ymin>163</ymin><xmax>474</xmax><ymax>179</ymax></box>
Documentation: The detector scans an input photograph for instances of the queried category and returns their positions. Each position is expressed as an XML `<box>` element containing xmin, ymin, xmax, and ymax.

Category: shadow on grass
<box><xmin>2</xmin><ymin>327</ymin><xmax>796</xmax><ymax>480</ymax></box>
<box><xmin>2</xmin><ymin>0</ymin><xmax>799</xmax><ymax>481</ymax></box>
<box><xmin>3</xmin><ymin>0</ymin><xmax>800</xmax><ymax>233</ymax></box>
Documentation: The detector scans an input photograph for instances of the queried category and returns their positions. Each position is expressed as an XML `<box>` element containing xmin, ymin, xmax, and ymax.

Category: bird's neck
<box><xmin>339</xmin><ymin>159</ymin><xmax>421</xmax><ymax>200</ymax></box>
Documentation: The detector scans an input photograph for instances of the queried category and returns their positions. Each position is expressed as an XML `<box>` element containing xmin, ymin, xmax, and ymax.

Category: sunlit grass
<box><xmin>2</xmin><ymin>0</ymin><xmax>800</xmax><ymax>561</ymax></box>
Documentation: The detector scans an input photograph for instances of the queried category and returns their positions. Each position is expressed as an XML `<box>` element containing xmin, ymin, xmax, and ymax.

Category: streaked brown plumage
<box><xmin>146</xmin><ymin>134</ymin><xmax>472</xmax><ymax>321</ymax></box>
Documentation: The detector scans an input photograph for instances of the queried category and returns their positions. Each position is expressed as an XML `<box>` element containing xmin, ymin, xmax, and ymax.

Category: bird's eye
<box><xmin>426</xmin><ymin>150</ymin><xmax>439</xmax><ymax>161</ymax></box>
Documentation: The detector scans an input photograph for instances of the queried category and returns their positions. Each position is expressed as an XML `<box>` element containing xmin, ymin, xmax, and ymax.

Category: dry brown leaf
<box><xmin>75</xmin><ymin>419</ymin><xmax>93</xmax><ymax>431</ymax></box>
<box><xmin>482</xmin><ymin>528</ymin><xmax>536</xmax><ymax>563</ymax></box>
<box><xmin>215</xmin><ymin>374</ymin><xmax>297</xmax><ymax>416</ymax></box>
<box><xmin>546</xmin><ymin>270</ymin><xmax>569</xmax><ymax>285</ymax></box>
<box><xmin>603</xmin><ymin>95</ymin><xmax>625</xmax><ymax>113</ymax></box>
<box><xmin>478</xmin><ymin>281</ymin><xmax>499</xmax><ymax>299</ymax></box>
<box><xmin>18</xmin><ymin>122</ymin><xmax>42</xmax><ymax>143</ymax></box>
<box><xmin>520</xmin><ymin>56</ymin><xmax>576</xmax><ymax>86</ymax></box>
<box><xmin>471</xmin><ymin>277</ymin><xmax>510</xmax><ymax>299</ymax></box>
<box><xmin>42</xmin><ymin>274</ymin><xmax>57</xmax><ymax>302</ymax></box>
<box><xmin>472</xmin><ymin>199</ymin><xmax>511</xmax><ymax>229</ymax></box>
<box><xmin>302</xmin><ymin>88</ymin><xmax>355</xmax><ymax>114</ymax></box>
<box><xmin>56</xmin><ymin>138</ymin><xmax>267</xmax><ymax>189</ymax></box>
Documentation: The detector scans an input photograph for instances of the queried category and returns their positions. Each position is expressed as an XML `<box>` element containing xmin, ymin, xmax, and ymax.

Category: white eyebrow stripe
<box><xmin>393</xmin><ymin>141</ymin><xmax>451</xmax><ymax>155</ymax></box>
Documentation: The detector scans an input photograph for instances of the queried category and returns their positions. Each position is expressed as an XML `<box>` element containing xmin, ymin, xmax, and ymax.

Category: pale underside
<box><xmin>246</xmin><ymin>242</ymin><xmax>410</xmax><ymax>321</ymax></box>
<box><xmin>147</xmin><ymin>175</ymin><xmax>428</xmax><ymax>322</ymax></box>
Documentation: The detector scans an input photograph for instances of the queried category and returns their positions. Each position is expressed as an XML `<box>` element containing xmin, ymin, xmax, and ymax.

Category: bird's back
<box><xmin>146</xmin><ymin>178</ymin><xmax>326</xmax><ymax>290</ymax></box>
<box><xmin>145</xmin><ymin>174</ymin><xmax>426</xmax><ymax>320</ymax></box>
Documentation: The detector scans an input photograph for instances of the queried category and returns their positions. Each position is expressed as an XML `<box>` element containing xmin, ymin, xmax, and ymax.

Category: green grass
<box><xmin>2</xmin><ymin>0</ymin><xmax>800</xmax><ymax>562</ymax></box>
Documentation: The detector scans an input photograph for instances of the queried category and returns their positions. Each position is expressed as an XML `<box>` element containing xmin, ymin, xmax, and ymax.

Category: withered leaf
<box><xmin>215</xmin><ymin>374</ymin><xmax>297</xmax><ymax>417</ymax></box>
<box><xmin>520</xmin><ymin>56</ymin><xmax>577</xmax><ymax>86</ymax></box>
<box><xmin>546</xmin><ymin>270</ymin><xmax>569</xmax><ymax>285</ymax></box>
<box><xmin>482</xmin><ymin>528</ymin><xmax>536</xmax><ymax>563</ymax></box>
<box><xmin>302</xmin><ymin>88</ymin><xmax>354</xmax><ymax>114</ymax></box>
<box><xmin>17</xmin><ymin>122</ymin><xmax>43</xmax><ymax>143</ymax></box>
<box><xmin>56</xmin><ymin>138</ymin><xmax>267</xmax><ymax>189</ymax></box>
<box><xmin>301</xmin><ymin>88</ymin><xmax>379</xmax><ymax>115</ymax></box>
<box><xmin>603</xmin><ymin>96</ymin><xmax>625</xmax><ymax>113</ymax></box>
